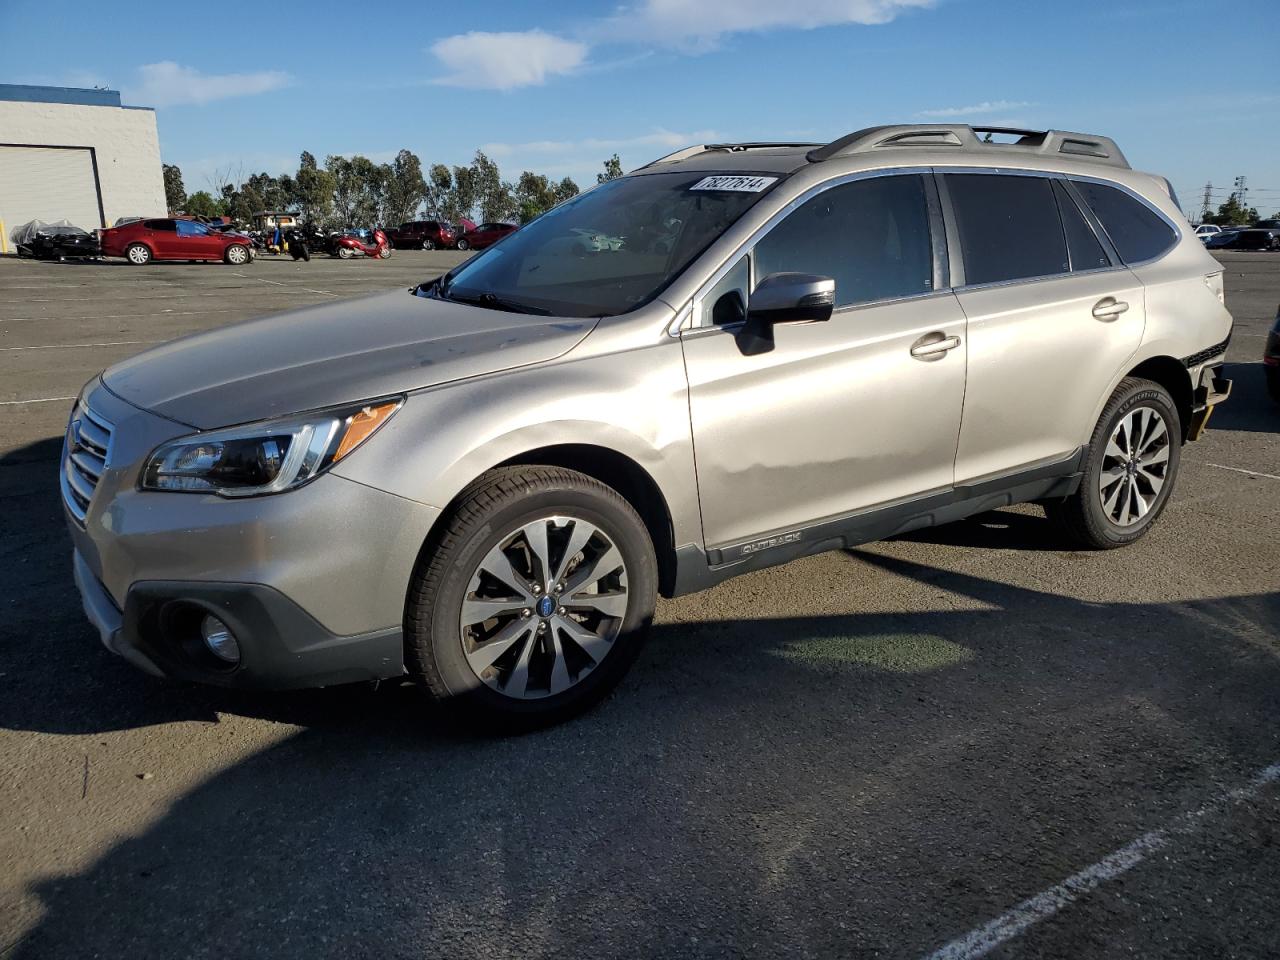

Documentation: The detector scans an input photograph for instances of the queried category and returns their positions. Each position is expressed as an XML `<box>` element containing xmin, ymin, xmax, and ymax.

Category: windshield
<box><xmin>437</xmin><ymin>171</ymin><xmax>781</xmax><ymax>317</ymax></box>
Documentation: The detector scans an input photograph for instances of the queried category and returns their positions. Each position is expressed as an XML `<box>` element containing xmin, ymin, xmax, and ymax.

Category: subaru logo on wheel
<box><xmin>536</xmin><ymin>595</ymin><xmax>555</xmax><ymax>619</ymax></box>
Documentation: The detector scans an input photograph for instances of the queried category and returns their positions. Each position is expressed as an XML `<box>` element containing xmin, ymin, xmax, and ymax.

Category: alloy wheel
<box><xmin>459</xmin><ymin>515</ymin><xmax>629</xmax><ymax>700</ymax></box>
<box><xmin>227</xmin><ymin>245</ymin><xmax>248</xmax><ymax>264</ymax></box>
<box><xmin>1099</xmin><ymin>405</ymin><xmax>1171</xmax><ymax>526</ymax></box>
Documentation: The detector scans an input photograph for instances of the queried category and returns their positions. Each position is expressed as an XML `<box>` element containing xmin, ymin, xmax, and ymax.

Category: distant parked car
<box><xmin>386</xmin><ymin>220</ymin><xmax>457</xmax><ymax>250</ymax></box>
<box><xmin>99</xmin><ymin>218</ymin><xmax>254</xmax><ymax>265</ymax></box>
<box><xmin>1266</xmin><ymin>304</ymin><xmax>1280</xmax><ymax>404</ymax></box>
<box><xmin>1192</xmin><ymin>224</ymin><xmax>1222</xmax><ymax>242</ymax></box>
<box><xmin>1206</xmin><ymin>227</ymin><xmax>1280</xmax><ymax>251</ymax></box>
<box><xmin>456</xmin><ymin>222</ymin><xmax>517</xmax><ymax>251</ymax></box>
<box><xmin>11</xmin><ymin>220</ymin><xmax>101</xmax><ymax>261</ymax></box>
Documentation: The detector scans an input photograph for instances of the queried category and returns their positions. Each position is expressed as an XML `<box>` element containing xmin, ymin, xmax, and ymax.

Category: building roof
<box><xmin>0</xmin><ymin>84</ymin><xmax>124</xmax><ymax>108</ymax></box>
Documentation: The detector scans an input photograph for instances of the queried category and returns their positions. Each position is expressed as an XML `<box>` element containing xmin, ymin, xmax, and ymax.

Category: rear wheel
<box><xmin>1046</xmin><ymin>377</ymin><xmax>1181</xmax><ymax>549</ymax></box>
<box><xmin>405</xmin><ymin>466</ymin><xmax>657</xmax><ymax>729</ymax></box>
<box><xmin>338</xmin><ymin>246</ymin><xmax>355</xmax><ymax>259</ymax></box>
<box><xmin>422</xmin><ymin>238</ymin><xmax>436</xmax><ymax>250</ymax></box>
<box><xmin>456</xmin><ymin>238</ymin><xmax>470</xmax><ymax>251</ymax></box>
<box><xmin>224</xmin><ymin>244</ymin><xmax>250</xmax><ymax>265</ymax></box>
<box><xmin>126</xmin><ymin>243</ymin><xmax>152</xmax><ymax>265</ymax></box>
<box><xmin>1266</xmin><ymin>366</ymin><xmax>1280</xmax><ymax>404</ymax></box>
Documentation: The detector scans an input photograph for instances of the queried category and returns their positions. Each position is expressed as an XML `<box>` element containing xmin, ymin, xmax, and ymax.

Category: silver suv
<box><xmin>65</xmin><ymin>124</ymin><xmax>1233</xmax><ymax>726</ymax></box>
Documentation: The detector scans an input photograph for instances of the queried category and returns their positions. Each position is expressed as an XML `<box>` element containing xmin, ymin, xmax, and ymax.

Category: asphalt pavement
<box><xmin>0</xmin><ymin>249</ymin><xmax>1277</xmax><ymax>959</ymax></box>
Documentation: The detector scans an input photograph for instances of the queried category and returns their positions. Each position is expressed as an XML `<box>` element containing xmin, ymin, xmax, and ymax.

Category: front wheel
<box><xmin>404</xmin><ymin>466</ymin><xmax>657</xmax><ymax>729</ymax></box>
<box><xmin>378</xmin><ymin>246</ymin><xmax>391</xmax><ymax>259</ymax></box>
<box><xmin>422</xmin><ymin>238</ymin><xmax>435</xmax><ymax>250</ymax></box>
<box><xmin>1046</xmin><ymin>377</ymin><xmax>1182</xmax><ymax>549</ymax></box>
<box><xmin>126</xmin><ymin>243</ymin><xmax>152</xmax><ymax>265</ymax></box>
<box><xmin>224</xmin><ymin>244</ymin><xmax>250</xmax><ymax>265</ymax></box>
<box><xmin>1266</xmin><ymin>366</ymin><xmax>1280</xmax><ymax>404</ymax></box>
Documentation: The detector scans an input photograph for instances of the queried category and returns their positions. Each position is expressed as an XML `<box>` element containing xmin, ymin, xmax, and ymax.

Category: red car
<box><xmin>385</xmin><ymin>220</ymin><xmax>457</xmax><ymax>250</ymax></box>
<box><xmin>456</xmin><ymin>222</ymin><xmax>517</xmax><ymax>251</ymax></box>
<box><xmin>99</xmin><ymin>218</ymin><xmax>254</xmax><ymax>265</ymax></box>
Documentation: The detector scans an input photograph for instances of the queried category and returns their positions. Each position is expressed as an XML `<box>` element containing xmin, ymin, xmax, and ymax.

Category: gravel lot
<box><xmin>1</xmin><ymin>250</ymin><xmax>1277</xmax><ymax>959</ymax></box>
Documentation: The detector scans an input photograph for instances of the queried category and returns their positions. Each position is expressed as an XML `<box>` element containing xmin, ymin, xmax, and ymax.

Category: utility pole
<box><xmin>1201</xmin><ymin>182</ymin><xmax>1213</xmax><ymax>221</ymax></box>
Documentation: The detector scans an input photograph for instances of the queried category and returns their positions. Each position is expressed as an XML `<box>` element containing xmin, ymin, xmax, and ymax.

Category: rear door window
<box><xmin>1071</xmin><ymin>180</ymin><xmax>1177</xmax><ymax>264</ymax></box>
<box><xmin>143</xmin><ymin>219</ymin><xmax>176</xmax><ymax>232</ymax></box>
<box><xmin>1052</xmin><ymin>181</ymin><xmax>1111</xmax><ymax>272</ymax></box>
<box><xmin>945</xmin><ymin>174</ymin><xmax>1068</xmax><ymax>285</ymax></box>
<box><xmin>753</xmin><ymin>173</ymin><xmax>935</xmax><ymax>308</ymax></box>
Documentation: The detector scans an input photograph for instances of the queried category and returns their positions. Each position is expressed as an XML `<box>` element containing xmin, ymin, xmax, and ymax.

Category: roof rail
<box><xmin>806</xmin><ymin>124</ymin><xmax>1130</xmax><ymax>169</ymax></box>
<box><xmin>639</xmin><ymin>141</ymin><xmax>823</xmax><ymax>169</ymax></box>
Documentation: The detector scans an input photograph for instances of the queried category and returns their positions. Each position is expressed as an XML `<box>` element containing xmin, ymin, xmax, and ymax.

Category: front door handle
<box><xmin>1092</xmin><ymin>297</ymin><xmax>1129</xmax><ymax>321</ymax></box>
<box><xmin>910</xmin><ymin>333</ymin><xmax>961</xmax><ymax>361</ymax></box>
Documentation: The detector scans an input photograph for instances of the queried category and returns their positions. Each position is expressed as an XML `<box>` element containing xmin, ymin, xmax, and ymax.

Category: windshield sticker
<box><xmin>689</xmin><ymin>175</ymin><xmax>778</xmax><ymax>193</ymax></box>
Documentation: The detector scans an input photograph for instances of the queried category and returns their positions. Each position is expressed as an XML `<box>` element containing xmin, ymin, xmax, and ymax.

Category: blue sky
<box><xmin>4</xmin><ymin>0</ymin><xmax>1279</xmax><ymax>217</ymax></box>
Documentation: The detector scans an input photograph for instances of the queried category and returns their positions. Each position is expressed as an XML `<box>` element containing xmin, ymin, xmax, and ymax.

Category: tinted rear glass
<box><xmin>1071</xmin><ymin>180</ymin><xmax>1176</xmax><ymax>264</ymax></box>
<box><xmin>946</xmin><ymin>174</ymin><xmax>1068</xmax><ymax>285</ymax></box>
<box><xmin>1053</xmin><ymin>180</ymin><xmax>1110</xmax><ymax>272</ymax></box>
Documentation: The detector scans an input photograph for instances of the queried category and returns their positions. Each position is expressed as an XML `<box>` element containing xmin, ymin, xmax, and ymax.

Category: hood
<box><xmin>103</xmin><ymin>290</ymin><xmax>597</xmax><ymax>428</ymax></box>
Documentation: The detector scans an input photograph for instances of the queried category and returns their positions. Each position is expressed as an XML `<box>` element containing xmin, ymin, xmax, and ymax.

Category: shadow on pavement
<box><xmin>1208</xmin><ymin>362</ymin><xmax>1279</xmax><ymax>434</ymax></box>
<box><xmin>5</xmin><ymin>438</ymin><xmax>1280</xmax><ymax>958</ymax></box>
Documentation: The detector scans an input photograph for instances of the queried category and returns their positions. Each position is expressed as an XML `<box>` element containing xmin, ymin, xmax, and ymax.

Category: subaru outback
<box><xmin>64</xmin><ymin>124</ymin><xmax>1233</xmax><ymax>726</ymax></box>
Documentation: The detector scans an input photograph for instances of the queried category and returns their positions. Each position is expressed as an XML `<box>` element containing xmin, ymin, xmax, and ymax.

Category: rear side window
<box><xmin>1052</xmin><ymin>181</ymin><xmax>1110</xmax><ymax>272</ymax></box>
<box><xmin>753</xmin><ymin>174</ymin><xmax>934</xmax><ymax>307</ymax></box>
<box><xmin>1071</xmin><ymin>180</ymin><xmax>1176</xmax><ymax>264</ymax></box>
<box><xmin>945</xmin><ymin>174</ymin><xmax>1068</xmax><ymax>285</ymax></box>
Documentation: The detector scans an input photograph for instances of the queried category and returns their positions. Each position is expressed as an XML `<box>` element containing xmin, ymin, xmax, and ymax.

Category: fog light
<box><xmin>200</xmin><ymin>614</ymin><xmax>240</xmax><ymax>664</ymax></box>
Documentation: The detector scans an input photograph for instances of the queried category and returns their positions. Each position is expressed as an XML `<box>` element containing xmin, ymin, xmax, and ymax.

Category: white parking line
<box><xmin>1205</xmin><ymin>463</ymin><xmax>1280</xmax><ymax>482</ymax></box>
<box><xmin>229</xmin><ymin>272</ymin><xmax>340</xmax><ymax>297</ymax></box>
<box><xmin>0</xmin><ymin>396</ymin><xmax>75</xmax><ymax>406</ymax></box>
<box><xmin>921</xmin><ymin>760</ymin><xmax>1280</xmax><ymax>960</ymax></box>
<box><xmin>0</xmin><ymin>340</ymin><xmax>163</xmax><ymax>352</ymax></box>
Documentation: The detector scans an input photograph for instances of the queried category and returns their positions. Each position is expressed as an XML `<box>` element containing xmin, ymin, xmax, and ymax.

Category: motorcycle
<box><xmin>283</xmin><ymin>228</ymin><xmax>311</xmax><ymax>261</ymax></box>
<box><xmin>333</xmin><ymin>228</ymin><xmax>391</xmax><ymax>260</ymax></box>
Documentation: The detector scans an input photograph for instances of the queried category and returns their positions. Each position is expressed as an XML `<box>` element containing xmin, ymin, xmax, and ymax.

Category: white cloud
<box><xmin>126</xmin><ymin>61</ymin><xmax>291</xmax><ymax>108</ymax></box>
<box><xmin>916</xmin><ymin>100</ymin><xmax>1034</xmax><ymax>118</ymax></box>
<box><xmin>595</xmin><ymin>0</ymin><xmax>935</xmax><ymax>50</ymax></box>
<box><xmin>430</xmin><ymin>31</ymin><xmax>588</xmax><ymax>90</ymax></box>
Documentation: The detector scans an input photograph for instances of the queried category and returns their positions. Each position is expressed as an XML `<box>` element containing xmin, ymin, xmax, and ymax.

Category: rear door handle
<box><xmin>910</xmin><ymin>333</ymin><xmax>961</xmax><ymax>360</ymax></box>
<box><xmin>1092</xmin><ymin>297</ymin><xmax>1129</xmax><ymax>321</ymax></box>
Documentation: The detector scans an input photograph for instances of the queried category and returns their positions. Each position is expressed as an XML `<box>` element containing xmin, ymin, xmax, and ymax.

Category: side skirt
<box><xmin>669</xmin><ymin>447</ymin><xmax>1085</xmax><ymax>597</ymax></box>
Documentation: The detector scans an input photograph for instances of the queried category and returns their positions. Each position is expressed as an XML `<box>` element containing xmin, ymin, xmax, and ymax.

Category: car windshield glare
<box><xmin>440</xmin><ymin>172</ymin><xmax>781</xmax><ymax>318</ymax></box>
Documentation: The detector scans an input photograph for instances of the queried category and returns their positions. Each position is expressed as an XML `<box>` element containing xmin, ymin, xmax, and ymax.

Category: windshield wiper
<box><xmin>444</xmin><ymin>291</ymin><xmax>552</xmax><ymax>316</ymax></box>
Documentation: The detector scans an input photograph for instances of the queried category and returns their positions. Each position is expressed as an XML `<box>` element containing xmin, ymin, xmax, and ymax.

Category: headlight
<box><xmin>141</xmin><ymin>398</ymin><xmax>402</xmax><ymax>497</ymax></box>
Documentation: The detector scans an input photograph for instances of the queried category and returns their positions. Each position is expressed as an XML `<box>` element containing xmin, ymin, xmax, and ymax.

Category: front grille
<box><xmin>61</xmin><ymin>403</ymin><xmax>113</xmax><ymax>525</ymax></box>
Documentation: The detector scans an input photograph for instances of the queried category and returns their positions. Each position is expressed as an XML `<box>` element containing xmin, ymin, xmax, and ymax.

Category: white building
<box><xmin>0</xmin><ymin>84</ymin><xmax>166</xmax><ymax>238</ymax></box>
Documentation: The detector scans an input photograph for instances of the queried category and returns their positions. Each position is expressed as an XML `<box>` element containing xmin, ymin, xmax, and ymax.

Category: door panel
<box><xmin>953</xmin><ymin>270</ymin><xmax>1144</xmax><ymax>482</ymax></box>
<box><xmin>682</xmin><ymin>294</ymin><xmax>968</xmax><ymax>547</ymax></box>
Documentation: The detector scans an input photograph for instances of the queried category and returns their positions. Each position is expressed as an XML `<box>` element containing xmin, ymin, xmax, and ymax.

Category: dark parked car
<box><xmin>456</xmin><ymin>221</ymin><xmax>517</xmax><ymax>251</ymax></box>
<box><xmin>99</xmin><ymin>218</ymin><xmax>254</xmax><ymax>265</ymax></box>
<box><xmin>1265</xmin><ymin>304</ymin><xmax>1280</xmax><ymax>403</ymax></box>
<box><xmin>12</xmin><ymin>220</ymin><xmax>101</xmax><ymax>260</ymax></box>
<box><xmin>385</xmin><ymin>220</ymin><xmax>457</xmax><ymax>250</ymax></box>
<box><xmin>1205</xmin><ymin>227</ymin><xmax>1279</xmax><ymax>251</ymax></box>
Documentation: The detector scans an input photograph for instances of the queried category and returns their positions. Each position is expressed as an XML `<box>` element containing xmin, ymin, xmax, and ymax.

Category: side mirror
<box><xmin>736</xmin><ymin>272</ymin><xmax>835</xmax><ymax>356</ymax></box>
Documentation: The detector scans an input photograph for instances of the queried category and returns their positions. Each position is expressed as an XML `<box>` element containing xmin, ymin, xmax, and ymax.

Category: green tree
<box><xmin>383</xmin><ymin>149</ymin><xmax>428</xmax><ymax>226</ymax></box>
<box><xmin>554</xmin><ymin>177</ymin><xmax>580</xmax><ymax>203</ymax></box>
<box><xmin>469</xmin><ymin>150</ymin><xmax>515</xmax><ymax>222</ymax></box>
<box><xmin>1205</xmin><ymin>194</ymin><xmax>1259</xmax><ymax>226</ymax></box>
<box><xmin>597</xmin><ymin>154</ymin><xmax>623</xmax><ymax>184</ymax></box>
<box><xmin>183</xmin><ymin>191</ymin><xmax>226</xmax><ymax>218</ymax></box>
<box><xmin>293</xmin><ymin>151</ymin><xmax>336</xmax><ymax>226</ymax></box>
<box><xmin>514</xmin><ymin>171</ymin><xmax>556</xmax><ymax>224</ymax></box>
<box><xmin>327</xmin><ymin>154</ymin><xmax>385</xmax><ymax>227</ymax></box>
<box><xmin>446</xmin><ymin>163</ymin><xmax>479</xmax><ymax>224</ymax></box>
<box><xmin>423</xmin><ymin>163</ymin><xmax>454</xmax><ymax>220</ymax></box>
<box><xmin>163</xmin><ymin>164</ymin><xmax>186</xmax><ymax>212</ymax></box>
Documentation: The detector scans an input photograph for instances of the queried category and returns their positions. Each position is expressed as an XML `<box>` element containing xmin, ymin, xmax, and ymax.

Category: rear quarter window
<box><xmin>1071</xmin><ymin>180</ymin><xmax>1177</xmax><ymax>264</ymax></box>
<box><xmin>945</xmin><ymin>173</ymin><xmax>1069</xmax><ymax>285</ymax></box>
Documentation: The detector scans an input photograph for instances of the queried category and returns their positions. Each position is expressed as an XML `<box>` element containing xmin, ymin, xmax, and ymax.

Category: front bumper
<box><xmin>65</xmin><ymin>380</ymin><xmax>441</xmax><ymax>689</ymax></box>
<box><xmin>72</xmin><ymin>548</ymin><xmax>405</xmax><ymax>688</ymax></box>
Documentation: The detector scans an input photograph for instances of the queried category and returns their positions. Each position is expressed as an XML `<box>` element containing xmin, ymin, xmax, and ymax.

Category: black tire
<box><xmin>422</xmin><ymin>238</ymin><xmax>435</xmax><ymax>250</ymax></box>
<box><xmin>1266</xmin><ymin>366</ymin><xmax>1280</xmax><ymax>404</ymax></box>
<box><xmin>404</xmin><ymin>466</ymin><xmax>657</xmax><ymax>729</ymax></box>
<box><xmin>125</xmin><ymin>243</ymin><xmax>152</xmax><ymax>265</ymax></box>
<box><xmin>1045</xmin><ymin>377</ymin><xmax>1182</xmax><ymax>549</ymax></box>
<box><xmin>456</xmin><ymin>238</ymin><xmax>470</xmax><ymax>251</ymax></box>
